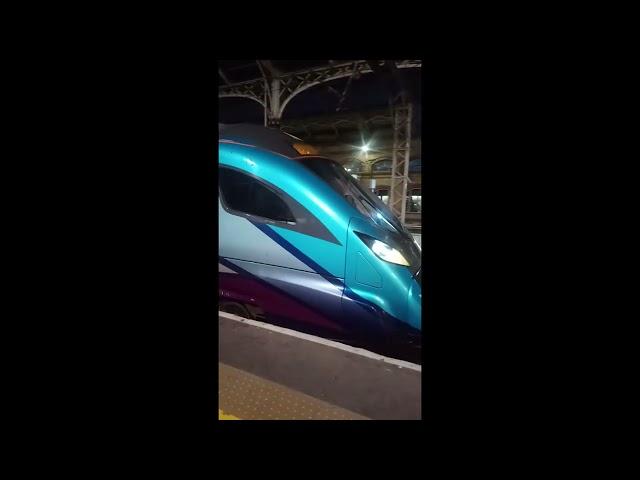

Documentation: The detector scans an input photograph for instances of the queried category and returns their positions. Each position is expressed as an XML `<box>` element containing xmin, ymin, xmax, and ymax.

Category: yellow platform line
<box><xmin>219</xmin><ymin>409</ymin><xmax>240</xmax><ymax>420</ymax></box>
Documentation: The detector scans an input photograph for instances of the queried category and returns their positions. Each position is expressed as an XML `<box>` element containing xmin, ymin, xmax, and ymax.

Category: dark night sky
<box><xmin>219</xmin><ymin>68</ymin><xmax>422</xmax><ymax>131</ymax></box>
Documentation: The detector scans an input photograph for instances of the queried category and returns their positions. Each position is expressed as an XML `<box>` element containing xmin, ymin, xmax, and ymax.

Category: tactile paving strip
<box><xmin>219</xmin><ymin>363</ymin><xmax>369</xmax><ymax>420</ymax></box>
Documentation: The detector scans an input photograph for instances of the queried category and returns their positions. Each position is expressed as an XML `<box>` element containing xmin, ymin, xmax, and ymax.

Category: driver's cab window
<box><xmin>219</xmin><ymin>167</ymin><xmax>295</xmax><ymax>223</ymax></box>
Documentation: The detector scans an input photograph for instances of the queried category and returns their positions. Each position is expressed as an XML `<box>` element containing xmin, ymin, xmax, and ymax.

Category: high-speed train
<box><xmin>218</xmin><ymin>124</ymin><xmax>422</xmax><ymax>361</ymax></box>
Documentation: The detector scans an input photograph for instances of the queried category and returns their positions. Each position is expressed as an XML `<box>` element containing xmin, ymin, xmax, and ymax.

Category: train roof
<box><xmin>219</xmin><ymin>123</ymin><xmax>307</xmax><ymax>158</ymax></box>
<box><xmin>218</xmin><ymin>124</ymin><xmax>318</xmax><ymax>158</ymax></box>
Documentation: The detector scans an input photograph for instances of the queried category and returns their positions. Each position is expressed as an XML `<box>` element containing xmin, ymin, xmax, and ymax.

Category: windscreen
<box><xmin>297</xmin><ymin>157</ymin><xmax>403</xmax><ymax>229</ymax></box>
<box><xmin>297</xmin><ymin>156</ymin><xmax>421</xmax><ymax>274</ymax></box>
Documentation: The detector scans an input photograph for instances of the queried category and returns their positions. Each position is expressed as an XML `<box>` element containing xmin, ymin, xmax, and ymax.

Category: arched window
<box><xmin>372</xmin><ymin>159</ymin><xmax>392</xmax><ymax>173</ymax></box>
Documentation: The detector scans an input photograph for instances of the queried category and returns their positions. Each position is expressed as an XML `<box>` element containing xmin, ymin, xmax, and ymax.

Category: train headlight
<box><xmin>355</xmin><ymin>232</ymin><xmax>411</xmax><ymax>267</ymax></box>
<box><xmin>370</xmin><ymin>240</ymin><xmax>411</xmax><ymax>266</ymax></box>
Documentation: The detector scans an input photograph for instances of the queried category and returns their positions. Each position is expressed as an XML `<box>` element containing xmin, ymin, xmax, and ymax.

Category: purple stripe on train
<box><xmin>219</xmin><ymin>272</ymin><xmax>346</xmax><ymax>332</ymax></box>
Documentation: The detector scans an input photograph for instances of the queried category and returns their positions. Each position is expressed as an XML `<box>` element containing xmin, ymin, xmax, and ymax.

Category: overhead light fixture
<box><xmin>360</xmin><ymin>144</ymin><xmax>369</xmax><ymax>153</ymax></box>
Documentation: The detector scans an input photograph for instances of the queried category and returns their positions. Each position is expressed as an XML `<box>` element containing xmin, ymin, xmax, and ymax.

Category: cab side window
<box><xmin>219</xmin><ymin>167</ymin><xmax>296</xmax><ymax>223</ymax></box>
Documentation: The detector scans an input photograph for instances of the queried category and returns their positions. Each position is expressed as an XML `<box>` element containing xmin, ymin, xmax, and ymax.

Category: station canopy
<box><xmin>218</xmin><ymin>61</ymin><xmax>353</xmax><ymax>85</ymax></box>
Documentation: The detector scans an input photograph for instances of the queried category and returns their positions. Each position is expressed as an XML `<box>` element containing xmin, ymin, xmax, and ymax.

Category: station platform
<box><xmin>218</xmin><ymin>311</ymin><xmax>422</xmax><ymax>420</ymax></box>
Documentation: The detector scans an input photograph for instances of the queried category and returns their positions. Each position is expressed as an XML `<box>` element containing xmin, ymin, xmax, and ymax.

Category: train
<box><xmin>218</xmin><ymin>124</ymin><xmax>422</xmax><ymax>362</ymax></box>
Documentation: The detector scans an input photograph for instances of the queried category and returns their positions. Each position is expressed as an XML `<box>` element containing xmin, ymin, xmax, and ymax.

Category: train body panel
<box><xmin>219</xmin><ymin>198</ymin><xmax>311</xmax><ymax>272</ymax></box>
<box><xmin>267</xmin><ymin>225</ymin><xmax>346</xmax><ymax>280</ymax></box>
